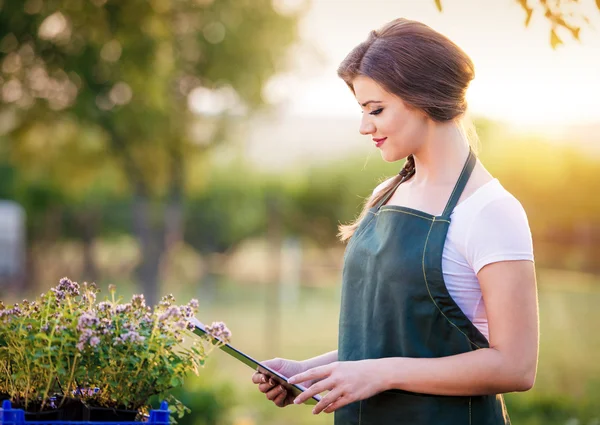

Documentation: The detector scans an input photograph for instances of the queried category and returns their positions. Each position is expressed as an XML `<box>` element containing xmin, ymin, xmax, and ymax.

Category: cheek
<box><xmin>381</xmin><ymin>114</ymin><xmax>410</xmax><ymax>139</ymax></box>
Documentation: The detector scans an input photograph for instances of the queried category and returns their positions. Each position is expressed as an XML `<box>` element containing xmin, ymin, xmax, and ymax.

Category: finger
<box><xmin>312</xmin><ymin>389</ymin><xmax>344</xmax><ymax>415</ymax></box>
<box><xmin>293</xmin><ymin>378</ymin><xmax>331</xmax><ymax>405</ymax></box>
<box><xmin>252</xmin><ymin>372</ymin><xmax>268</xmax><ymax>384</ymax></box>
<box><xmin>323</xmin><ymin>395</ymin><xmax>351</xmax><ymax>414</ymax></box>
<box><xmin>273</xmin><ymin>388</ymin><xmax>289</xmax><ymax>407</ymax></box>
<box><xmin>289</xmin><ymin>365</ymin><xmax>330</xmax><ymax>386</ymax></box>
<box><xmin>266</xmin><ymin>385</ymin><xmax>285</xmax><ymax>401</ymax></box>
<box><xmin>258</xmin><ymin>382</ymin><xmax>277</xmax><ymax>393</ymax></box>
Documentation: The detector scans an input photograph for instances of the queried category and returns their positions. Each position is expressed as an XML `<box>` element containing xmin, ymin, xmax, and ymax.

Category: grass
<box><xmin>165</xmin><ymin>268</ymin><xmax>600</xmax><ymax>425</ymax></box>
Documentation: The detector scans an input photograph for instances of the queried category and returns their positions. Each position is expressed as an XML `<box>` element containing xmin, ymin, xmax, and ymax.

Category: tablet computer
<box><xmin>189</xmin><ymin>317</ymin><xmax>322</xmax><ymax>405</ymax></box>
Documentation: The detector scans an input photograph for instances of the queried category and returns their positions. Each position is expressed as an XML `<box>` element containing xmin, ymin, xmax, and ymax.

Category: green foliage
<box><xmin>0</xmin><ymin>0</ymin><xmax>303</xmax><ymax>299</ymax></box>
<box><xmin>0</xmin><ymin>277</ymin><xmax>230</xmax><ymax>414</ymax></box>
<box><xmin>164</xmin><ymin>373</ymin><xmax>236</xmax><ymax>425</ymax></box>
<box><xmin>505</xmin><ymin>391</ymin><xmax>600</xmax><ymax>425</ymax></box>
<box><xmin>0</xmin><ymin>0</ymin><xmax>302</xmax><ymax>196</ymax></box>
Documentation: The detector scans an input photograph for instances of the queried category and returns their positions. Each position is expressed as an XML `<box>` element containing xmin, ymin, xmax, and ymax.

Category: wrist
<box><xmin>299</xmin><ymin>358</ymin><xmax>313</xmax><ymax>372</ymax></box>
<box><xmin>373</xmin><ymin>357</ymin><xmax>402</xmax><ymax>392</ymax></box>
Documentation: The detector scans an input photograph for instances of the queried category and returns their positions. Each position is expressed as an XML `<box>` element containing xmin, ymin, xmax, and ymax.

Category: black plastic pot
<box><xmin>23</xmin><ymin>409</ymin><xmax>63</xmax><ymax>421</ymax></box>
<box><xmin>81</xmin><ymin>405</ymin><xmax>138</xmax><ymax>422</ymax></box>
<box><xmin>15</xmin><ymin>397</ymin><xmax>137</xmax><ymax>422</ymax></box>
<box><xmin>60</xmin><ymin>398</ymin><xmax>138</xmax><ymax>422</ymax></box>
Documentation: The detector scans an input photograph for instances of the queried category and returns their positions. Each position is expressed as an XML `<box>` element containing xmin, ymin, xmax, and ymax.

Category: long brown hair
<box><xmin>337</xmin><ymin>18</ymin><xmax>477</xmax><ymax>242</ymax></box>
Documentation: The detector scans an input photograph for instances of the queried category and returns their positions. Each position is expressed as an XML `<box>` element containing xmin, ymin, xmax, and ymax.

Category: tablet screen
<box><xmin>189</xmin><ymin>317</ymin><xmax>322</xmax><ymax>405</ymax></box>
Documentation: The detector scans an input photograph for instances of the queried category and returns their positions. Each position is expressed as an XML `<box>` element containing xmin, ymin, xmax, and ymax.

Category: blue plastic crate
<box><xmin>0</xmin><ymin>400</ymin><xmax>171</xmax><ymax>425</ymax></box>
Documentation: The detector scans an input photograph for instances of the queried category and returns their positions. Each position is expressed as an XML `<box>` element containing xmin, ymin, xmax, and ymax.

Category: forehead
<box><xmin>352</xmin><ymin>75</ymin><xmax>391</xmax><ymax>103</ymax></box>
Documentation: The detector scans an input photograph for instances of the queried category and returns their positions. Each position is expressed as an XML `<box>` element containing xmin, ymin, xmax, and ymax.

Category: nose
<box><xmin>359</xmin><ymin>114</ymin><xmax>376</xmax><ymax>135</ymax></box>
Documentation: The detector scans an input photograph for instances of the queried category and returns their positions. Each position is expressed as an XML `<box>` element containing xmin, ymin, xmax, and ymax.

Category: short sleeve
<box><xmin>464</xmin><ymin>196</ymin><xmax>534</xmax><ymax>274</ymax></box>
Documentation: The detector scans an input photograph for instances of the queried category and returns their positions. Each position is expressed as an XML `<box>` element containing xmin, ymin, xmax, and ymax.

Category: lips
<box><xmin>373</xmin><ymin>137</ymin><xmax>387</xmax><ymax>148</ymax></box>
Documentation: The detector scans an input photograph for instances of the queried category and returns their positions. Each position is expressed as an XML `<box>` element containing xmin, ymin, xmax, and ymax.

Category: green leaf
<box><xmin>550</xmin><ymin>29</ymin><xmax>563</xmax><ymax>49</ymax></box>
<box><xmin>169</xmin><ymin>376</ymin><xmax>183</xmax><ymax>388</ymax></box>
<box><xmin>434</xmin><ymin>0</ymin><xmax>442</xmax><ymax>12</ymax></box>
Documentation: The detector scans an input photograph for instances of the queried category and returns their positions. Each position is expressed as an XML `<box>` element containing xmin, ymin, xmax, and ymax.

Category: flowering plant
<box><xmin>0</xmin><ymin>278</ymin><xmax>230</xmax><ymax>418</ymax></box>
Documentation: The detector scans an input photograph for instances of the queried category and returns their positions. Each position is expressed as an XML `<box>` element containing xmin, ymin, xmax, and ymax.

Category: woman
<box><xmin>252</xmin><ymin>18</ymin><xmax>538</xmax><ymax>424</ymax></box>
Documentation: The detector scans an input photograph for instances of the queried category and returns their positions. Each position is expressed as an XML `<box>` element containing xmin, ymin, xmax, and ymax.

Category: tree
<box><xmin>0</xmin><ymin>0</ymin><xmax>303</xmax><ymax>304</ymax></box>
<box><xmin>434</xmin><ymin>0</ymin><xmax>600</xmax><ymax>49</ymax></box>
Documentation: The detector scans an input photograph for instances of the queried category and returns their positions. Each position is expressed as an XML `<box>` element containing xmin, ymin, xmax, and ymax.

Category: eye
<box><xmin>369</xmin><ymin>108</ymin><xmax>383</xmax><ymax>115</ymax></box>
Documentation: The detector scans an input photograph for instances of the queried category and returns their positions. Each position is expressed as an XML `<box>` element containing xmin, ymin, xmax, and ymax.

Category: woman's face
<box><xmin>353</xmin><ymin>75</ymin><xmax>428</xmax><ymax>162</ymax></box>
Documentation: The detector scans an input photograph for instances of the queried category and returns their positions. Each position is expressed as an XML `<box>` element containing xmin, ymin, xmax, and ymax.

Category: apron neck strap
<box><xmin>374</xmin><ymin>148</ymin><xmax>476</xmax><ymax>215</ymax></box>
<box><xmin>441</xmin><ymin>148</ymin><xmax>476</xmax><ymax>218</ymax></box>
<box><xmin>375</xmin><ymin>169</ymin><xmax>415</xmax><ymax>210</ymax></box>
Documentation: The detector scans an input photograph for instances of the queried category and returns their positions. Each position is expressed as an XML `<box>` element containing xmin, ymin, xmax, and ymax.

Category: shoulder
<box><xmin>453</xmin><ymin>178</ymin><xmax>529</xmax><ymax>222</ymax></box>
<box><xmin>453</xmin><ymin>179</ymin><xmax>534</xmax><ymax>273</ymax></box>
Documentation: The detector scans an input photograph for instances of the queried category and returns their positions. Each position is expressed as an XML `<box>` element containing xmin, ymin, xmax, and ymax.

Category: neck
<box><xmin>409</xmin><ymin>121</ymin><xmax>471</xmax><ymax>187</ymax></box>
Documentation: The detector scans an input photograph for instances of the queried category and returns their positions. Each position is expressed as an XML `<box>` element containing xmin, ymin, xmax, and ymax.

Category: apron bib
<box><xmin>335</xmin><ymin>150</ymin><xmax>510</xmax><ymax>425</ymax></box>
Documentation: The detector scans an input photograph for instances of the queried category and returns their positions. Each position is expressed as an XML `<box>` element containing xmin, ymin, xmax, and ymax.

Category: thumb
<box><xmin>262</xmin><ymin>357</ymin><xmax>285</xmax><ymax>372</ymax></box>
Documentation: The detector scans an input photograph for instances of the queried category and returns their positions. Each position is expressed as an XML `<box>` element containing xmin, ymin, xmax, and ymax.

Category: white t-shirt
<box><xmin>374</xmin><ymin>178</ymin><xmax>534</xmax><ymax>340</ymax></box>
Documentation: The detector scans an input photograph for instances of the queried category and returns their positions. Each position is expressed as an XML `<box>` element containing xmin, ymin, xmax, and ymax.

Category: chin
<box><xmin>380</xmin><ymin>150</ymin><xmax>405</xmax><ymax>163</ymax></box>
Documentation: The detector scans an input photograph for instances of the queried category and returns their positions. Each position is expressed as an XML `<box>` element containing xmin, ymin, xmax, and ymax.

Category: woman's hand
<box><xmin>288</xmin><ymin>359</ymin><xmax>385</xmax><ymax>414</ymax></box>
<box><xmin>251</xmin><ymin>358</ymin><xmax>312</xmax><ymax>408</ymax></box>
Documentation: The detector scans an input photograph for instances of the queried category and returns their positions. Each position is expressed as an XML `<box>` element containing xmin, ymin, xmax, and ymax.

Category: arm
<box><xmin>380</xmin><ymin>260</ymin><xmax>539</xmax><ymax>395</ymax></box>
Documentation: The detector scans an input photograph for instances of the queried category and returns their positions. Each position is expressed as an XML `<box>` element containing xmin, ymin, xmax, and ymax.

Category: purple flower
<box><xmin>114</xmin><ymin>331</ymin><xmax>145</xmax><ymax>345</ymax></box>
<box><xmin>58</xmin><ymin>277</ymin><xmax>80</xmax><ymax>296</ymax></box>
<box><xmin>180</xmin><ymin>305</ymin><xmax>194</xmax><ymax>318</ymax></box>
<box><xmin>90</xmin><ymin>336</ymin><xmax>100</xmax><ymax>347</ymax></box>
<box><xmin>159</xmin><ymin>294</ymin><xmax>175</xmax><ymax>307</ymax></box>
<box><xmin>98</xmin><ymin>302</ymin><xmax>112</xmax><ymax>313</ymax></box>
<box><xmin>51</xmin><ymin>277</ymin><xmax>80</xmax><ymax>303</ymax></box>
<box><xmin>72</xmin><ymin>387</ymin><xmax>99</xmax><ymax>397</ymax></box>
<box><xmin>205</xmin><ymin>321</ymin><xmax>232</xmax><ymax>342</ymax></box>
<box><xmin>115</xmin><ymin>304</ymin><xmax>132</xmax><ymax>314</ymax></box>
<box><xmin>158</xmin><ymin>306</ymin><xmax>180</xmax><ymax>321</ymax></box>
<box><xmin>77</xmin><ymin>329</ymin><xmax>95</xmax><ymax>351</ymax></box>
<box><xmin>98</xmin><ymin>317</ymin><xmax>113</xmax><ymax>335</ymax></box>
<box><xmin>82</xmin><ymin>291</ymin><xmax>96</xmax><ymax>304</ymax></box>
<box><xmin>0</xmin><ymin>306</ymin><xmax>23</xmax><ymax>319</ymax></box>
<box><xmin>131</xmin><ymin>294</ymin><xmax>146</xmax><ymax>308</ymax></box>
<box><xmin>141</xmin><ymin>313</ymin><xmax>153</xmax><ymax>327</ymax></box>
<box><xmin>77</xmin><ymin>312</ymin><xmax>99</xmax><ymax>332</ymax></box>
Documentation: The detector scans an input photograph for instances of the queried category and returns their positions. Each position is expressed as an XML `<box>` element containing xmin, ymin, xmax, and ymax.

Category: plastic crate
<box><xmin>0</xmin><ymin>400</ymin><xmax>171</xmax><ymax>425</ymax></box>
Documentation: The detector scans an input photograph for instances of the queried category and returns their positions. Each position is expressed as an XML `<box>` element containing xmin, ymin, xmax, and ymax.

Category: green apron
<box><xmin>336</xmin><ymin>149</ymin><xmax>510</xmax><ymax>425</ymax></box>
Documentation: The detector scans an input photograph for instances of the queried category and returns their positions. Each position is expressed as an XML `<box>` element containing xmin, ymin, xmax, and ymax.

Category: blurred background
<box><xmin>1</xmin><ymin>0</ymin><xmax>599</xmax><ymax>424</ymax></box>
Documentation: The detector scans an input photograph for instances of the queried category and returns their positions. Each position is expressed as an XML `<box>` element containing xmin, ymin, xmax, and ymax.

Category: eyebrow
<box><xmin>359</xmin><ymin>100</ymin><xmax>383</xmax><ymax>107</ymax></box>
